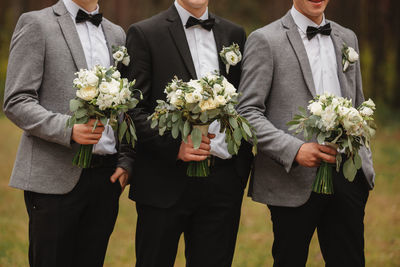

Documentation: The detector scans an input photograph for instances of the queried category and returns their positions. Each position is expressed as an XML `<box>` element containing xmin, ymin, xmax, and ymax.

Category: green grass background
<box><xmin>0</xmin><ymin>116</ymin><xmax>399</xmax><ymax>266</ymax></box>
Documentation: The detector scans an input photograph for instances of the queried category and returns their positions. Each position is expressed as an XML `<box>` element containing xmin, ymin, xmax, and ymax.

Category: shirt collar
<box><xmin>63</xmin><ymin>0</ymin><xmax>100</xmax><ymax>18</ymax></box>
<box><xmin>290</xmin><ymin>5</ymin><xmax>326</xmax><ymax>34</ymax></box>
<box><xmin>174</xmin><ymin>0</ymin><xmax>209</xmax><ymax>27</ymax></box>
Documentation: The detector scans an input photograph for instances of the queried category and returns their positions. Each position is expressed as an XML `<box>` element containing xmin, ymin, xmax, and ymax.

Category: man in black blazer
<box><xmin>123</xmin><ymin>0</ymin><xmax>253</xmax><ymax>266</ymax></box>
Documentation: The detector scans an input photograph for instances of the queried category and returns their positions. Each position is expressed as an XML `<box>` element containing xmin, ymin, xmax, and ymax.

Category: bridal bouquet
<box><xmin>67</xmin><ymin>64</ymin><xmax>141</xmax><ymax>168</ymax></box>
<box><xmin>148</xmin><ymin>72</ymin><xmax>257</xmax><ymax>177</ymax></box>
<box><xmin>288</xmin><ymin>93</ymin><xmax>376</xmax><ymax>194</ymax></box>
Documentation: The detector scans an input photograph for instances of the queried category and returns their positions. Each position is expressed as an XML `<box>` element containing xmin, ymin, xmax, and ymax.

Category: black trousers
<box><xmin>268</xmin><ymin>170</ymin><xmax>370</xmax><ymax>267</ymax></box>
<box><xmin>135</xmin><ymin>160</ymin><xmax>245</xmax><ymax>267</ymax></box>
<box><xmin>24</xmin><ymin>165</ymin><xmax>121</xmax><ymax>267</ymax></box>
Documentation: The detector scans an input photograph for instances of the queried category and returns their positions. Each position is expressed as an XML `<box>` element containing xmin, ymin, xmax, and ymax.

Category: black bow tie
<box><xmin>306</xmin><ymin>23</ymin><xmax>332</xmax><ymax>40</ymax></box>
<box><xmin>185</xmin><ymin>16</ymin><xmax>215</xmax><ymax>31</ymax></box>
<box><xmin>75</xmin><ymin>9</ymin><xmax>103</xmax><ymax>27</ymax></box>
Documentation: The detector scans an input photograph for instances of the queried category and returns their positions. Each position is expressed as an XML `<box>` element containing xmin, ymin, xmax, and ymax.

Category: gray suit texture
<box><xmin>3</xmin><ymin>1</ymin><xmax>130</xmax><ymax>194</ymax></box>
<box><xmin>237</xmin><ymin>12</ymin><xmax>375</xmax><ymax>207</ymax></box>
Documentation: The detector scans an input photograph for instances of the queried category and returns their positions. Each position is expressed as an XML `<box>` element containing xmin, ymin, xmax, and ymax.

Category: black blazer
<box><xmin>123</xmin><ymin>5</ymin><xmax>253</xmax><ymax>208</ymax></box>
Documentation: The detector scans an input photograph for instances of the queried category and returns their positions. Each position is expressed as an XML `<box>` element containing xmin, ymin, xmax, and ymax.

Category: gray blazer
<box><xmin>237</xmin><ymin>12</ymin><xmax>375</xmax><ymax>207</ymax></box>
<box><xmin>3</xmin><ymin>1</ymin><xmax>131</xmax><ymax>194</ymax></box>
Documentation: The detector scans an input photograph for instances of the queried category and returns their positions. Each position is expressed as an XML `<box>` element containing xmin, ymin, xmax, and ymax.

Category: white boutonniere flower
<box><xmin>342</xmin><ymin>44</ymin><xmax>359</xmax><ymax>72</ymax></box>
<box><xmin>112</xmin><ymin>45</ymin><xmax>130</xmax><ymax>67</ymax></box>
<box><xmin>219</xmin><ymin>43</ymin><xmax>242</xmax><ymax>74</ymax></box>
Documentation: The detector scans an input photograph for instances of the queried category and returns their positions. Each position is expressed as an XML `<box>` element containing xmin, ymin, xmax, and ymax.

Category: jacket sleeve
<box><xmin>3</xmin><ymin>13</ymin><xmax>72</xmax><ymax>148</ymax></box>
<box><xmin>236</xmin><ymin>30</ymin><xmax>304</xmax><ymax>173</ymax></box>
<box><xmin>121</xmin><ymin>24</ymin><xmax>181</xmax><ymax>165</ymax></box>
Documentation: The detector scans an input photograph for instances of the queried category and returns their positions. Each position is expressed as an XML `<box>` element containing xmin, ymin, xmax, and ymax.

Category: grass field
<box><xmin>0</xmin><ymin>116</ymin><xmax>399</xmax><ymax>266</ymax></box>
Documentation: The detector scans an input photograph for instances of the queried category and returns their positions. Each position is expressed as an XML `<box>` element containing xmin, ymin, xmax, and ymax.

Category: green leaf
<box><xmin>150</xmin><ymin>119</ymin><xmax>158</xmax><ymax>129</ymax></box>
<box><xmin>229</xmin><ymin>117</ymin><xmax>239</xmax><ymax>129</ymax></box>
<box><xmin>233</xmin><ymin>127</ymin><xmax>242</xmax><ymax>145</ymax></box>
<box><xmin>288</xmin><ymin>124</ymin><xmax>300</xmax><ymax>132</ymax></box>
<box><xmin>172</xmin><ymin>112</ymin><xmax>180</xmax><ymax>123</ymax></box>
<box><xmin>354</xmin><ymin>153</ymin><xmax>362</xmax><ymax>169</ymax></box>
<box><xmin>126</xmin><ymin>131</ymin><xmax>131</xmax><ymax>144</ymax></box>
<box><xmin>129</xmin><ymin>123</ymin><xmax>137</xmax><ymax>141</ymax></box>
<box><xmin>70</xmin><ymin>99</ymin><xmax>83</xmax><ymax>112</ymax></box>
<box><xmin>227</xmin><ymin>139</ymin><xmax>235</xmax><ymax>155</ymax></box>
<box><xmin>200</xmin><ymin>112</ymin><xmax>208</xmax><ymax>124</ymax></box>
<box><xmin>159</xmin><ymin>126</ymin><xmax>167</xmax><ymax>136</ymax></box>
<box><xmin>159</xmin><ymin>114</ymin><xmax>166</xmax><ymax>128</ymax></box>
<box><xmin>242</xmin><ymin>122</ymin><xmax>252</xmax><ymax>138</ymax></box>
<box><xmin>192</xmin><ymin>105</ymin><xmax>202</xmax><ymax>114</ymax></box>
<box><xmin>183</xmin><ymin>120</ymin><xmax>191</xmax><ymax>140</ymax></box>
<box><xmin>317</xmin><ymin>132</ymin><xmax>326</xmax><ymax>144</ymax></box>
<box><xmin>100</xmin><ymin>117</ymin><xmax>108</xmax><ymax>126</ymax></box>
<box><xmin>75</xmin><ymin>108</ymin><xmax>88</xmax><ymax>119</ymax></box>
<box><xmin>76</xmin><ymin>116</ymin><xmax>89</xmax><ymax>124</ymax></box>
<box><xmin>191</xmin><ymin>127</ymin><xmax>202</xmax><ymax>149</ymax></box>
<box><xmin>172</xmin><ymin>123</ymin><xmax>180</xmax><ymax>139</ymax></box>
<box><xmin>118</xmin><ymin>121</ymin><xmax>128</xmax><ymax>142</ymax></box>
<box><xmin>343</xmin><ymin>158</ymin><xmax>357</xmax><ymax>182</ymax></box>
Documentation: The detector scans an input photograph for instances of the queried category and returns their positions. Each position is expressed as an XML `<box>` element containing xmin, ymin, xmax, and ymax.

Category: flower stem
<box><xmin>72</xmin><ymin>144</ymin><xmax>93</xmax><ymax>168</ymax></box>
<box><xmin>312</xmin><ymin>162</ymin><xmax>334</xmax><ymax>194</ymax></box>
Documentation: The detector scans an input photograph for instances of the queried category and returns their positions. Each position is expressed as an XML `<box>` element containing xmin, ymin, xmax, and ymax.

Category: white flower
<box><xmin>86</xmin><ymin>72</ymin><xmax>99</xmax><ymax>87</ymax></box>
<box><xmin>187</xmin><ymin>80</ymin><xmax>203</xmax><ymax>93</ymax></box>
<box><xmin>113</xmin><ymin>51</ymin><xmax>124</xmax><ymax>62</ymax></box>
<box><xmin>213</xmin><ymin>84</ymin><xmax>223</xmax><ymax>93</ymax></box>
<box><xmin>308</xmin><ymin>101</ymin><xmax>323</xmax><ymax>116</ymax></box>
<box><xmin>97</xmin><ymin>93</ymin><xmax>114</xmax><ymax>110</ymax></box>
<box><xmin>225</xmin><ymin>51</ymin><xmax>240</xmax><ymax>66</ymax></box>
<box><xmin>320</xmin><ymin>105</ymin><xmax>338</xmax><ymax>131</ymax></box>
<box><xmin>185</xmin><ymin>93</ymin><xmax>196</xmax><ymax>104</ymax></box>
<box><xmin>122</xmin><ymin>56</ymin><xmax>130</xmax><ymax>66</ymax></box>
<box><xmin>76</xmin><ymin>86</ymin><xmax>98</xmax><ymax>101</ymax></box>
<box><xmin>112</xmin><ymin>70</ymin><xmax>121</xmax><ymax>79</ymax></box>
<box><xmin>338</xmin><ymin>106</ymin><xmax>351</xmax><ymax>117</ymax></box>
<box><xmin>170</xmin><ymin>81</ymin><xmax>178</xmax><ymax>91</ymax></box>
<box><xmin>346</xmin><ymin>47</ymin><xmax>359</xmax><ymax>63</ymax></box>
<box><xmin>364</xmin><ymin>98</ymin><xmax>376</xmax><ymax>109</ymax></box>
<box><xmin>343</xmin><ymin>61</ymin><xmax>350</xmax><ymax>72</ymax></box>
<box><xmin>360</xmin><ymin>107</ymin><xmax>373</xmax><ymax>117</ymax></box>
<box><xmin>215</xmin><ymin>95</ymin><xmax>227</xmax><ymax>106</ymax></box>
<box><xmin>342</xmin><ymin>107</ymin><xmax>362</xmax><ymax>132</ymax></box>
<box><xmin>99</xmin><ymin>82</ymin><xmax>110</xmax><ymax>94</ymax></box>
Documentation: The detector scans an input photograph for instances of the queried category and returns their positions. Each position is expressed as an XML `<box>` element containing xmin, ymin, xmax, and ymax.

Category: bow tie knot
<box><xmin>306</xmin><ymin>23</ymin><xmax>332</xmax><ymax>40</ymax></box>
<box><xmin>185</xmin><ymin>16</ymin><xmax>215</xmax><ymax>31</ymax></box>
<box><xmin>75</xmin><ymin>9</ymin><xmax>103</xmax><ymax>27</ymax></box>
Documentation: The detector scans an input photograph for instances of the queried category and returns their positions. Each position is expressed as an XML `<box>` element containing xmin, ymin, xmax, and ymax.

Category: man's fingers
<box><xmin>201</xmin><ymin>135</ymin><xmax>211</xmax><ymax>144</ymax></box>
<box><xmin>198</xmin><ymin>142</ymin><xmax>211</xmax><ymax>151</ymax></box>
<box><xmin>207</xmin><ymin>133</ymin><xmax>216</xmax><ymax>139</ymax></box>
<box><xmin>110</xmin><ymin>168</ymin><xmax>125</xmax><ymax>183</ymax></box>
<box><xmin>318</xmin><ymin>152</ymin><xmax>336</xmax><ymax>164</ymax></box>
<box><xmin>185</xmin><ymin>154</ymin><xmax>208</xmax><ymax>161</ymax></box>
<box><xmin>319</xmin><ymin>145</ymin><xmax>337</xmax><ymax>156</ymax></box>
<box><xmin>188</xmin><ymin>148</ymin><xmax>210</xmax><ymax>156</ymax></box>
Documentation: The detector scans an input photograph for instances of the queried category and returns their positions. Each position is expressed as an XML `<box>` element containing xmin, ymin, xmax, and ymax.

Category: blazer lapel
<box><xmin>330</xmin><ymin>25</ymin><xmax>351</xmax><ymax>99</ymax></box>
<box><xmin>54</xmin><ymin>2</ymin><xmax>88</xmax><ymax>71</ymax></box>
<box><xmin>167</xmin><ymin>6</ymin><xmax>197</xmax><ymax>79</ymax></box>
<box><xmin>210</xmin><ymin>14</ymin><xmax>226</xmax><ymax>76</ymax></box>
<box><xmin>282</xmin><ymin>12</ymin><xmax>316</xmax><ymax>97</ymax></box>
<box><xmin>101</xmin><ymin>20</ymin><xmax>117</xmax><ymax>65</ymax></box>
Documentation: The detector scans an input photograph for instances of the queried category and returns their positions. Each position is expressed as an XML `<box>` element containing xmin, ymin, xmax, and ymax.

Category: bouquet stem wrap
<box><xmin>187</xmin><ymin>125</ymin><xmax>210</xmax><ymax>177</ymax></box>
<box><xmin>313</xmin><ymin>162</ymin><xmax>334</xmax><ymax>194</ymax></box>
<box><xmin>72</xmin><ymin>144</ymin><xmax>93</xmax><ymax>169</ymax></box>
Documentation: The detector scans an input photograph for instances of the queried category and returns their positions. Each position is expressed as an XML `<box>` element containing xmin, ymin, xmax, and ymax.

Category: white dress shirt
<box><xmin>175</xmin><ymin>1</ymin><xmax>231</xmax><ymax>159</ymax></box>
<box><xmin>64</xmin><ymin>0</ymin><xmax>117</xmax><ymax>155</ymax></box>
<box><xmin>291</xmin><ymin>6</ymin><xmax>342</xmax><ymax>97</ymax></box>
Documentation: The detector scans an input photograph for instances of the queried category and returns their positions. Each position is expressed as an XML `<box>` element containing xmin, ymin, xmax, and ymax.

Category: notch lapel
<box><xmin>101</xmin><ymin>20</ymin><xmax>117</xmax><ymax>65</ymax></box>
<box><xmin>167</xmin><ymin>6</ymin><xmax>197</xmax><ymax>79</ymax></box>
<box><xmin>282</xmin><ymin>13</ymin><xmax>316</xmax><ymax>98</ymax></box>
<box><xmin>210</xmin><ymin>15</ymin><xmax>226</xmax><ymax>76</ymax></box>
<box><xmin>55</xmin><ymin>2</ymin><xmax>88</xmax><ymax>71</ymax></box>
<box><xmin>330</xmin><ymin>26</ymin><xmax>351</xmax><ymax>99</ymax></box>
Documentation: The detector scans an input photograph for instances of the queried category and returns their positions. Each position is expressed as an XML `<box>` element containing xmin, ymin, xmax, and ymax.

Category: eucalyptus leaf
<box><xmin>229</xmin><ymin>117</ymin><xmax>239</xmax><ymax>129</ymax></box>
<box><xmin>191</xmin><ymin>127</ymin><xmax>202</xmax><ymax>150</ymax></box>
<box><xmin>75</xmin><ymin>108</ymin><xmax>88</xmax><ymax>119</ymax></box>
<box><xmin>200</xmin><ymin>112</ymin><xmax>208</xmax><ymax>124</ymax></box>
<box><xmin>150</xmin><ymin>119</ymin><xmax>158</xmax><ymax>129</ymax></box>
<box><xmin>172</xmin><ymin>123</ymin><xmax>180</xmax><ymax>139</ymax></box>
<box><xmin>343</xmin><ymin>158</ymin><xmax>357</xmax><ymax>182</ymax></box>
<box><xmin>242</xmin><ymin>122</ymin><xmax>252</xmax><ymax>138</ymax></box>
<box><xmin>70</xmin><ymin>99</ymin><xmax>83</xmax><ymax>112</ymax></box>
<box><xmin>233</xmin><ymin>127</ymin><xmax>242</xmax><ymax>145</ymax></box>
<box><xmin>354</xmin><ymin>153</ymin><xmax>362</xmax><ymax>169</ymax></box>
<box><xmin>118</xmin><ymin>121</ymin><xmax>128</xmax><ymax>142</ymax></box>
<box><xmin>183</xmin><ymin>120</ymin><xmax>190</xmax><ymax>140</ymax></box>
<box><xmin>159</xmin><ymin>126</ymin><xmax>167</xmax><ymax>136</ymax></box>
<box><xmin>129</xmin><ymin>124</ymin><xmax>137</xmax><ymax>141</ymax></box>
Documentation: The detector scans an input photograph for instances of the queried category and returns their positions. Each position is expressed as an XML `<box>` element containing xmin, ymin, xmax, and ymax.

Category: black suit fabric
<box><xmin>123</xmin><ymin>5</ymin><xmax>252</xmax><ymax>267</ymax></box>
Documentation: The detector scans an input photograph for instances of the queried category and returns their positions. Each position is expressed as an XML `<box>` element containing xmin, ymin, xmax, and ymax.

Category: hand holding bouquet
<box><xmin>288</xmin><ymin>93</ymin><xmax>376</xmax><ymax>194</ymax></box>
<box><xmin>67</xmin><ymin>64</ymin><xmax>141</xmax><ymax>168</ymax></box>
<box><xmin>148</xmin><ymin>72</ymin><xmax>257</xmax><ymax>177</ymax></box>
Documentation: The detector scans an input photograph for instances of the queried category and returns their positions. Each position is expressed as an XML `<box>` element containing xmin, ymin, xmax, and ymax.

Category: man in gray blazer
<box><xmin>3</xmin><ymin>0</ymin><xmax>132</xmax><ymax>266</ymax></box>
<box><xmin>237</xmin><ymin>0</ymin><xmax>375</xmax><ymax>266</ymax></box>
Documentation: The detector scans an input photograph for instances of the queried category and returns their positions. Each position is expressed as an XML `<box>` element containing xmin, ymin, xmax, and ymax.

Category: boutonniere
<box><xmin>342</xmin><ymin>44</ymin><xmax>359</xmax><ymax>72</ymax></box>
<box><xmin>112</xmin><ymin>45</ymin><xmax>130</xmax><ymax>67</ymax></box>
<box><xmin>219</xmin><ymin>43</ymin><xmax>242</xmax><ymax>74</ymax></box>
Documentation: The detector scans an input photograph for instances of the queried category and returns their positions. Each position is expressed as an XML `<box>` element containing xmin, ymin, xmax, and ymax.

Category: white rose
<box><xmin>108</xmin><ymin>83</ymin><xmax>120</xmax><ymax>96</ymax></box>
<box><xmin>187</xmin><ymin>80</ymin><xmax>203</xmax><ymax>92</ymax></box>
<box><xmin>308</xmin><ymin>102</ymin><xmax>323</xmax><ymax>116</ymax></box>
<box><xmin>111</xmin><ymin>70</ymin><xmax>121</xmax><ymax>79</ymax></box>
<box><xmin>346</xmin><ymin>47</ymin><xmax>359</xmax><ymax>63</ymax></box>
<box><xmin>342</xmin><ymin>107</ymin><xmax>362</xmax><ymax>131</ymax></box>
<box><xmin>215</xmin><ymin>95</ymin><xmax>227</xmax><ymax>106</ymax></box>
<box><xmin>360</xmin><ymin>107</ymin><xmax>373</xmax><ymax>117</ymax></box>
<box><xmin>364</xmin><ymin>98</ymin><xmax>376</xmax><ymax>109</ymax></box>
<box><xmin>76</xmin><ymin>86</ymin><xmax>98</xmax><ymax>101</ymax></box>
<box><xmin>113</xmin><ymin>51</ymin><xmax>124</xmax><ymax>62</ymax></box>
<box><xmin>338</xmin><ymin>106</ymin><xmax>350</xmax><ymax>117</ymax></box>
<box><xmin>193</xmin><ymin>91</ymin><xmax>203</xmax><ymax>102</ymax></box>
<box><xmin>97</xmin><ymin>93</ymin><xmax>114</xmax><ymax>110</ymax></box>
<box><xmin>185</xmin><ymin>93</ymin><xmax>196</xmax><ymax>104</ymax></box>
<box><xmin>213</xmin><ymin>84</ymin><xmax>223</xmax><ymax>93</ymax></box>
<box><xmin>99</xmin><ymin>82</ymin><xmax>110</xmax><ymax>94</ymax></box>
<box><xmin>122</xmin><ymin>56</ymin><xmax>130</xmax><ymax>66</ymax></box>
<box><xmin>320</xmin><ymin>106</ymin><xmax>338</xmax><ymax>131</ymax></box>
<box><xmin>86</xmin><ymin>72</ymin><xmax>99</xmax><ymax>87</ymax></box>
<box><xmin>225</xmin><ymin>51</ymin><xmax>239</xmax><ymax>66</ymax></box>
